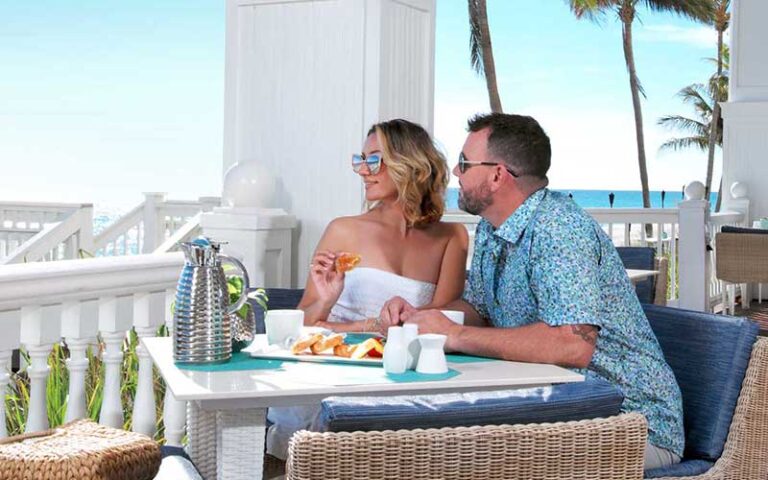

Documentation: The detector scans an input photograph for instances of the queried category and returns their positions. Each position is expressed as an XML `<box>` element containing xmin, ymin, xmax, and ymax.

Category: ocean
<box><xmin>92</xmin><ymin>188</ymin><xmax>719</xmax><ymax>241</ymax></box>
<box><xmin>445</xmin><ymin>188</ymin><xmax>719</xmax><ymax>210</ymax></box>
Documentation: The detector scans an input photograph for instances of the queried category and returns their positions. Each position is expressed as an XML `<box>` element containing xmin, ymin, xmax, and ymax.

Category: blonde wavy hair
<box><xmin>367</xmin><ymin>119</ymin><xmax>449</xmax><ymax>227</ymax></box>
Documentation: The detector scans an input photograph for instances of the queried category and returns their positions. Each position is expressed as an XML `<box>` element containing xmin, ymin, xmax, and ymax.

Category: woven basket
<box><xmin>0</xmin><ymin>419</ymin><xmax>161</xmax><ymax>480</ymax></box>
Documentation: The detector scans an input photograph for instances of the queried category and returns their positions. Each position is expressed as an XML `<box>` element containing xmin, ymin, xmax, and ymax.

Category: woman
<box><xmin>267</xmin><ymin>119</ymin><xmax>468</xmax><ymax>460</ymax></box>
<box><xmin>299</xmin><ymin>118</ymin><xmax>468</xmax><ymax>332</ymax></box>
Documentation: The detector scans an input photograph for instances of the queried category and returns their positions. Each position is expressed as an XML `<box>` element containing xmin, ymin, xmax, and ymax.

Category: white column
<box><xmin>61</xmin><ymin>300</ymin><xmax>98</xmax><ymax>422</ymax></box>
<box><xmin>678</xmin><ymin>182</ymin><xmax>709</xmax><ymax>311</ymax></box>
<box><xmin>201</xmin><ymin>208</ymin><xmax>296</xmax><ymax>288</ymax></box>
<box><xmin>722</xmin><ymin>0</ymin><xmax>768</xmax><ymax>222</ymax></box>
<box><xmin>98</xmin><ymin>296</ymin><xmax>130</xmax><ymax>428</ymax></box>
<box><xmin>224</xmin><ymin>0</ymin><xmax>436</xmax><ymax>286</ymax></box>
<box><xmin>142</xmin><ymin>193</ymin><xmax>167</xmax><ymax>253</ymax></box>
<box><xmin>20</xmin><ymin>305</ymin><xmax>61</xmax><ymax>433</ymax></box>
<box><xmin>162</xmin><ymin>288</ymin><xmax>186</xmax><ymax>447</ymax></box>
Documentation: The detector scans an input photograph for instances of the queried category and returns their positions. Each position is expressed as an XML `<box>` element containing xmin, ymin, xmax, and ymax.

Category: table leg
<box><xmin>187</xmin><ymin>401</ymin><xmax>219</xmax><ymax>480</ymax></box>
<box><xmin>216</xmin><ymin>407</ymin><xmax>268</xmax><ymax>480</ymax></box>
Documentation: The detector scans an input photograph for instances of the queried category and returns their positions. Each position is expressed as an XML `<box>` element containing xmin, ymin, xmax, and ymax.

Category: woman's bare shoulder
<box><xmin>426</xmin><ymin>221</ymin><xmax>469</xmax><ymax>243</ymax></box>
<box><xmin>323</xmin><ymin>214</ymin><xmax>371</xmax><ymax>239</ymax></box>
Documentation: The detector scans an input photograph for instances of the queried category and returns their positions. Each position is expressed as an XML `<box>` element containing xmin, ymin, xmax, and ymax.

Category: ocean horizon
<box><xmin>446</xmin><ymin>188</ymin><xmax>718</xmax><ymax>210</ymax></box>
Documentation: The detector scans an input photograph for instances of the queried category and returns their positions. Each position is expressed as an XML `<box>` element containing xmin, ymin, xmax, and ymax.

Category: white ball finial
<box><xmin>730</xmin><ymin>181</ymin><xmax>748</xmax><ymax>199</ymax></box>
<box><xmin>684</xmin><ymin>181</ymin><xmax>706</xmax><ymax>200</ymax></box>
<box><xmin>222</xmin><ymin>162</ymin><xmax>276</xmax><ymax>208</ymax></box>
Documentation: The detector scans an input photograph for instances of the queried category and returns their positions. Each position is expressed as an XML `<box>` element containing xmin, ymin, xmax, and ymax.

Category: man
<box><xmin>381</xmin><ymin>113</ymin><xmax>684</xmax><ymax>471</ymax></box>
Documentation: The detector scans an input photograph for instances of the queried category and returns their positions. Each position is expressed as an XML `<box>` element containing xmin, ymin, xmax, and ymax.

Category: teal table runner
<box><xmin>445</xmin><ymin>353</ymin><xmax>496</xmax><ymax>363</ymax></box>
<box><xmin>177</xmin><ymin>352</ymin><xmax>285</xmax><ymax>372</ymax></box>
<box><xmin>175</xmin><ymin>352</ymin><xmax>468</xmax><ymax>384</ymax></box>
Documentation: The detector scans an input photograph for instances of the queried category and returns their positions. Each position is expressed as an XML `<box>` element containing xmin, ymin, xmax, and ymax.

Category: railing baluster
<box><xmin>62</xmin><ymin>300</ymin><xmax>97</xmax><ymax>422</ymax></box>
<box><xmin>132</xmin><ymin>292</ymin><xmax>159</xmax><ymax>436</ymax></box>
<box><xmin>98</xmin><ymin>296</ymin><xmax>128</xmax><ymax>428</ymax></box>
<box><xmin>0</xmin><ymin>310</ymin><xmax>20</xmax><ymax>439</ymax></box>
<box><xmin>669</xmin><ymin>223</ymin><xmax>677</xmax><ymax>300</ymax></box>
<box><xmin>624</xmin><ymin>223</ymin><xmax>631</xmax><ymax>246</ymax></box>
<box><xmin>20</xmin><ymin>305</ymin><xmax>61</xmax><ymax>433</ymax></box>
<box><xmin>163</xmin><ymin>288</ymin><xmax>186</xmax><ymax>447</ymax></box>
<box><xmin>0</xmin><ymin>350</ymin><xmax>9</xmax><ymax>438</ymax></box>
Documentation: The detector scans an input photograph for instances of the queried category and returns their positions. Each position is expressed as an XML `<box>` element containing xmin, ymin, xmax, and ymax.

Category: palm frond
<box><xmin>567</xmin><ymin>0</ymin><xmax>614</xmax><ymax>23</ymax></box>
<box><xmin>676</xmin><ymin>84</ymin><xmax>713</xmax><ymax>116</ymax></box>
<box><xmin>468</xmin><ymin>0</ymin><xmax>484</xmax><ymax>74</ymax></box>
<box><xmin>658</xmin><ymin>115</ymin><xmax>708</xmax><ymax>136</ymax></box>
<box><xmin>642</xmin><ymin>0</ymin><xmax>714</xmax><ymax>23</ymax></box>
<box><xmin>659</xmin><ymin>136</ymin><xmax>709</xmax><ymax>153</ymax></box>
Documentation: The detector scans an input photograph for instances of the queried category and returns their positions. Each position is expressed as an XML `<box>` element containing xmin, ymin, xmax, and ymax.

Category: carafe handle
<box><xmin>219</xmin><ymin>254</ymin><xmax>251</xmax><ymax>315</ymax></box>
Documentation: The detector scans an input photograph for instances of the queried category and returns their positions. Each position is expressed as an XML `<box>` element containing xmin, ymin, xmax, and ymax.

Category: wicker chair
<box><xmin>287</xmin><ymin>414</ymin><xmax>648</xmax><ymax>480</ymax></box>
<box><xmin>650</xmin><ymin>337</ymin><xmax>768</xmax><ymax>479</ymax></box>
<box><xmin>285</xmin><ymin>314</ymin><xmax>768</xmax><ymax>480</ymax></box>
<box><xmin>715</xmin><ymin>229</ymin><xmax>768</xmax><ymax>314</ymax></box>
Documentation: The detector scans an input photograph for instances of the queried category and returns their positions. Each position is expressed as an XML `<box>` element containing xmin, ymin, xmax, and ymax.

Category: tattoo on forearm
<box><xmin>571</xmin><ymin>325</ymin><xmax>598</xmax><ymax>345</ymax></box>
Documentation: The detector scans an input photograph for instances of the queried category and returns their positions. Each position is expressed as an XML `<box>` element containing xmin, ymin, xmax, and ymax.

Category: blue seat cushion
<box><xmin>616</xmin><ymin>246</ymin><xmax>657</xmax><ymax>304</ymax></box>
<box><xmin>316</xmin><ymin>377</ymin><xmax>623</xmax><ymax>433</ymax></box>
<box><xmin>644</xmin><ymin>459</ymin><xmax>714</xmax><ymax>478</ymax></box>
<box><xmin>643</xmin><ymin>304</ymin><xmax>758</xmax><ymax>461</ymax></box>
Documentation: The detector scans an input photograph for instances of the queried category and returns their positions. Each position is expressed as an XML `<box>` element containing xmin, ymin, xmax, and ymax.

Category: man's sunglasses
<box><xmin>351</xmin><ymin>153</ymin><xmax>383</xmax><ymax>174</ymax></box>
<box><xmin>457</xmin><ymin>152</ymin><xmax>518</xmax><ymax>177</ymax></box>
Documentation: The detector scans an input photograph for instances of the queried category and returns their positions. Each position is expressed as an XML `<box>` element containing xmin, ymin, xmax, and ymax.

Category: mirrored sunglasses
<box><xmin>351</xmin><ymin>153</ymin><xmax>383</xmax><ymax>174</ymax></box>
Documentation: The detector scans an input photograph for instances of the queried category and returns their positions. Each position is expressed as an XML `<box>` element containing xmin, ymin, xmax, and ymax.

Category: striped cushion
<box><xmin>316</xmin><ymin>377</ymin><xmax>623</xmax><ymax>433</ymax></box>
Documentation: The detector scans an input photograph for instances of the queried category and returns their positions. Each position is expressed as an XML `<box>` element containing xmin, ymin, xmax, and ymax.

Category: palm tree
<box><xmin>568</xmin><ymin>0</ymin><xmax>714</xmax><ymax>216</ymax></box>
<box><xmin>658</xmin><ymin>47</ymin><xmax>729</xmax><ymax>209</ymax></box>
<box><xmin>705</xmin><ymin>0</ymin><xmax>730</xmax><ymax>204</ymax></box>
<box><xmin>658</xmin><ymin>83</ymin><xmax>722</xmax><ymax>153</ymax></box>
<box><xmin>468</xmin><ymin>0</ymin><xmax>502</xmax><ymax>112</ymax></box>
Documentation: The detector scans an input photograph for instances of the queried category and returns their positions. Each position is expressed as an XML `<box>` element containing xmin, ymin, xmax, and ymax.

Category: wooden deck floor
<box><xmin>734</xmin><ymin>299</ymin><xmax>768</xmax><ymax>335</ymax></box>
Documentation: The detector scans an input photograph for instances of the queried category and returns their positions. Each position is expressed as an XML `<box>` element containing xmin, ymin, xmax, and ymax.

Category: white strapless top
<box><xmin>329</xmin><ymin>267</ymin><xmax>436</xmax><ymax>322</ymax></box>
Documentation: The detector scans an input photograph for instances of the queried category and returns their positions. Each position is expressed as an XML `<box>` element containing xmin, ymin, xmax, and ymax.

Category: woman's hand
<box><xmin>309</xmin><ymin>250</ymin><xmax>345</xmax><ymax>308</ymax></box>
<box><xmin>379</xmin><ymin>296</ymin><xmax>417</xmax><ymax>328</ymax></box>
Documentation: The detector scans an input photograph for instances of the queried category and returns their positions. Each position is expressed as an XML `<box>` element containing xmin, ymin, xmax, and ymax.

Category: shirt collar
<box><xmin>493</xmin><ymin>188</ymin><xmax>548</xmax><ymax>244</ymax></box>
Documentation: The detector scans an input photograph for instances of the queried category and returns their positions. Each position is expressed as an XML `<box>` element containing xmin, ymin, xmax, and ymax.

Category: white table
<box><xmin>626</xmin><ymin>268</ymin><xmax>658</xmax><ymax>284</ymax></box>
<box><xmin>145</xmin><ymin>337</ymin><xmax>583</xmax><ymax>480</ymax></box>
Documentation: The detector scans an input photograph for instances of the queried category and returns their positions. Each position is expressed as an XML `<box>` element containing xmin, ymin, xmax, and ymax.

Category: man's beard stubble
<box><xmin>458</xmin><ymin>181</ymin><xmax>492</xmax><ymax>216</ymax></box>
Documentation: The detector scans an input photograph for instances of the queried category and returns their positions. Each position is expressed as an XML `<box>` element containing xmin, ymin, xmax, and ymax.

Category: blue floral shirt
<box><xmin>463</xmin><ymin>188</ymin><xmax>684</xmax><ymax>456</ymax></box>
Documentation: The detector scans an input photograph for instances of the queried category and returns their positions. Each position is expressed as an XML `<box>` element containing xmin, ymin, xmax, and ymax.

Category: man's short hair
<box><xmin>467</xmin><ymin>113</ymin><xmax>551</xmax><ymax>179</ymax></box>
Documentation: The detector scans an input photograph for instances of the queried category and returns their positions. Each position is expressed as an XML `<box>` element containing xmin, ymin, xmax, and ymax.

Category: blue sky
<box><xmin>0</xmin><ymin>1</ymin><xmax>723</xmax><ymax>210</ymax></box>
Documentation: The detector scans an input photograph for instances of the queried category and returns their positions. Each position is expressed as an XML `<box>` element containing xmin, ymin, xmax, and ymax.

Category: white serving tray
<box><xmin>245</xmin><ymin>333</ymin><xmax>384</xmax><ymax>367</ymax></box>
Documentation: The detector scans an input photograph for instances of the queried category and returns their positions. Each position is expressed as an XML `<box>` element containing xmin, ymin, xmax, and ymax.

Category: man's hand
<box><xmin>403</xmin><ymin>309</ymin><xmax>463</xmax><ymax>351</ymax></box>
<box><xmin>379</xmin><ymin>296</ymin><xmax>417</xmax><ymax>328</ymax></box>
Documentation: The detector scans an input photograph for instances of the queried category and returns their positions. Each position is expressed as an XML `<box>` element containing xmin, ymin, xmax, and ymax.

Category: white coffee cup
<box><xmin>440</xmin><ymin>310</ymin><xmax>465</xmax><ymax>325</ymax></box>
<box><xmin>264</xmin><ymin>309</ymin><xmax>304</xmax><ymax>346</ymax></box>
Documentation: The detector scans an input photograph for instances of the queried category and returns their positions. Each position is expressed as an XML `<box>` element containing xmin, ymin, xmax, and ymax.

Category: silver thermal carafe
<box><xmin>173</xmin><ymin>237</ymin><xmax>250</xmax><ymax>364</ymax></box>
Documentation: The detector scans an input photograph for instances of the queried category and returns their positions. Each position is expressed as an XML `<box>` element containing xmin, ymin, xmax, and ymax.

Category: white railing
<box><xmin>0</xmin><ymin>253</ymin><xmax>187</xmax><ymax>445</ymax></box>
<box><xmin>92</xmin><ymin>193</ymin><xmax>219</xmax><ymax>256</ymax></box>
<box><xmin>0</xmin><ymin>203</ymin><xmax>94</xmax><ymax>265</ymax></box>
<box><xmin>154</xmin><ymin>212</ymin><xmax>203</xmax><ymax>253</ymax></box>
